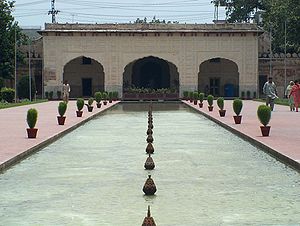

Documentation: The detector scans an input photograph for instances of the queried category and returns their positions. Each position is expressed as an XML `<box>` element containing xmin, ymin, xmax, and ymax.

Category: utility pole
<box><xmin>269</xmin><ymin>26</ymin><xmax>272</xmax><ymax>79</ymax></box>
<box><xmin>28</xmin><ymin>39</ymin><xmax>32</xmax><ymax>101</ymax></box>
<box><xmin>14</xmin><ymin>25</ymin><xmax>17</xmax><ymax>103</ymax></box>
<box><xmin>48</xmin><ymin>0</ymin><xmax>59</xmax><ymax>23</ymax></box>
<box><xmin>284</xmin><ymin>20</ymin><xmax>287</xmax><ymax>93</ymax></box>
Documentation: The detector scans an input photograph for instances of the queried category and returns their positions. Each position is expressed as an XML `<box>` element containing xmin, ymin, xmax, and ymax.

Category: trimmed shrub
<box><xmin>76</xmin><ymin>98</ymin><xmax>84</xmax><ymax>111</ymax></box>
<box><xmin>57</xmin><ymin>90</ymin><xmax>62</xmax><ymax>99</ymax></box>
<box><xmin>17</xmin><ymin>75</ymin><xmax>36</xmax><ymax>99</ymax></box>
<box><xmin>198</xmin><ymin>93</ymin><xmax>204</xmax><ymax>103</ymax></box>
<box><xmin>1</xmin><ymin>87</ymin><xmax>15</xmax><ymax>103</ymax></box>
<box><xmin>58</xmin><ymin>101</ymin><xmax>67</xmax><ymax>117</ymax></box>
<box><xmin>217</xmin><ymin>97</ymin><xmax>224</xmax><ymax>110</ymax></box>
<box><xmin>45</xmin><ymin>91</ymin><xmax>49</xmax><ymax>99</ymax></box>
<box><xmin>188</xmin><ymin>91</ymin><xmax>193</xmax><ymax>100</ymax></box>
<box><xmin>246</xmin><ymin>90</ymin><xmax>251</xmax><ymax>99</ymax></box>
<box><xmin>183</xmin><ymin>91</ymin><xmax>189</xmax><ymax>99</ymax></box>
<box><xmin>94</xmin><ymin>92</ymin><xmax>102</xmax><ymax>103</ymax></box>
<box><xmin>49</xmin><ymin>91</ymin><xmax>53</xmax><ymax>100</ymax></box>
<box><xmin>108</xmin><ymin>92</ymin><xmax>113</xmax><ymax>100</ymax></box>
<box><xmin>207</xmin><ymin>95</ymin><xmax>214</xmax><ymax>106</ymax></box>
<box><xmin>102</xmin><ymin>92</ymin><xmax>108</xmax><ymax>101</ymax></box>
<box><xmin>257</xmin><ymin>105</ymin><xmax>271</xmax><ymax>126</ymax></box>
<box><xmin>113</xmin><ymin>91</ymin><xmax>119</xmax><ymax>100</ymax></box>
<box><xmin>27</xmin><ymin>108</ymin><xmax>38</xmax><ymax>129</ymax></box>
<box><xmin>253</xmin><ymin>91</ymin><xmax>257</xmax><ymax>99</ymax></box>
<box><xmin>88</xmin><ymin>97</ymin><xmax>94</xmax><ymax>106</ymax></box>
<box><xmin>233</xmin><ymin>98</ymin><xmax>243</xmax><ymax>116</ymax></box>
<box><xmin>241</xmin><ymin>91</ymin><xmax>245</xmax><ymax>99</ymax></box>
<box><xmin>193</xmin><ymin>92</ymin><xmax>198</xmax><ymax>100</ymax></box>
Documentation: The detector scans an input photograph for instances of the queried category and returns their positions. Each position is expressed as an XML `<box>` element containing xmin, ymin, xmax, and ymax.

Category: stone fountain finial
<box><xmin>143</xmin><ymin>175</ymin><xmax>157</xmax><ymax>195</ymax></box>
<box><xmin>146</xmin><ymin>143</ymin><xmax>154</xmax><ymax>154</ymax></box>
<box><xmin>142</xmin><ymin>205</ymin><xmax>156</xmax><ymax>226</ymax></box>
<box><xmin>144</xmin><ymin>153</ymin><xmax>155</xmax><ymax>170</ymax></box>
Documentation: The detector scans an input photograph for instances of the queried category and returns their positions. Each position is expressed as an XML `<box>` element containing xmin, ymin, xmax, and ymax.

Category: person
<box><xmin>263</xmin><ymin>77</ymin><xmax>278</xmax><ymax>111</ymax></box>
<box><xmin>285</xmin><ymin>81</ymin><xmax>295</xmax><ymax>111</ymax></box>
<box><xmin>62</xmin><ymin>80</ymin><xmax>71</xmax><ymax>103</ymax></box>
<box><xmin>289</xmin><ymin>80</ymin><xmax>300</xmax><ymax>112</ymax></box>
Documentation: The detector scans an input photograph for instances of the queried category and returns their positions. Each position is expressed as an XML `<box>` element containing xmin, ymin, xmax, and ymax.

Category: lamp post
<box><xmin>28</xmin><ymin>38</ymin><xmax>32</xmax><ymax>101</ymax></box>
<box><xmin>14</xmin><ymin>25</ymin><xmax>17</xmax><ymax>103</ymax></box>
<box><xmin>284</xmin><ymin>20</ymin><xmax>287</xmax><ymax>95</ymax></box>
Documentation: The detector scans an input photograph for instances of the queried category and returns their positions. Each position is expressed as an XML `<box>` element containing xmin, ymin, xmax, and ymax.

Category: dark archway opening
<box><xmin>198</xmin><ymin>58</ymin><xmax>239</xmax><ymax>97</ymax></box>
<box><xmin>63</xmin><ymin>56</ymin><xmax>105</xmax><ymax>98</ymax></box>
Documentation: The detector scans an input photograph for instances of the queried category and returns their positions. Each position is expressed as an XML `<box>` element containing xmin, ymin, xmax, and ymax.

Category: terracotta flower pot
<box><xmin>260</xmin><ymin>126</ymin><xmax>271</xmax><ymax>136</ymax></box>
<box><xmin>109</xmin><ymin>100</ymin><xmax>112</xmax><ymax>103</ymax></box>
<box><xmin>57</xmin><ymin>116</ymin><xmax>66</xmax><ymax>125</ymax></box>
<box><xmin>233</xmin><ymin>115</ymin><xmax>242</xmax><ymax>124</ymax></box>
<box><xmin>76</xmin><ymin>110</ymin><xmax>83</xmax><ymax>117</ymax></box>
<box><xmin>87</xmin><ymin>106</ymin><xmax>93</xmax><ymax>112</ymax></box>
<box><xmin>27</xmin><ymin>128</ymin><xmax>38</xmax><ymax>138</ymax></box>
<box><xmin>199</xmin><ymin>102</ymin><xmax>203</xmax><ymax>108</ymax></box>
<box><xmin>189</xmin><ymin>99</ymin><xmax>193</xmax><ymax>103</ymax></box>
<box><xmin>208</xmin><ymin>106</ymin><xmax>213</xmax><ymax>111</ymax></box>
<box><xmin>219</xmin><ymin>109</ymin><xmax>226</xmax><ymax>117</ymax></box>
<box><xmin>193</xmin><ymin>100</ymin><xmax>198</xmax><ymax>105</ymax></box>
<box><xmin>96</xmin><ymin>103</ymin><xmax>102</xmax><ymax>108</ymax></box>
<box><xmin>103</xmin><ymin>101</ymin><xmax>107</xmax><ymax>105</ymax></box>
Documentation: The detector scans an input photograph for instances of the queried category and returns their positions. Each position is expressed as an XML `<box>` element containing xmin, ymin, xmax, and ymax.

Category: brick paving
<box><xmin>183</xmin><ymin>100</ymin><xmax>300</xmax><ymax>171</ymax></box>
<box><xmin>0</xmin><ymin>100</ymin><xmax>119</xmax><ymax>172</ymax></box>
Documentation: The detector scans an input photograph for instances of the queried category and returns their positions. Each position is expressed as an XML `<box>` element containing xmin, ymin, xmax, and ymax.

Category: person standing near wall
<box><xmin>263</xmin><ymin>77</ymin><xmax>278</xmax><ymax>111</ymax></box>
<box><xmin>63</xmin><ymin>80</ymin><xmax>71</xmax><ymax>103</ymax></box>
<box><xmin>289</xmin><ymin>80</ymin><xmax>300</xmax><ymax>112</ymax></box>
<box><xmin>285</xmin><ymin>81</ymin><xmax>295</xmax><ymax>111</ymax></box>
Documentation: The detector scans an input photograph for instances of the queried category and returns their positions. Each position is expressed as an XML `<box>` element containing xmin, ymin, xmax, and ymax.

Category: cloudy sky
<box><xmin>13</xmin><ymin>0</ymin><xmax>226</xmax><ymax>28</ymax></box>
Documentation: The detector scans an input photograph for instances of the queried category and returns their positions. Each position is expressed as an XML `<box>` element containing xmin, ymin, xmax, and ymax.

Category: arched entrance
<box><xmin>63</xmin><ymin>56</ymin><xmax>105</xmax><ymax>98</ymax></box>
<box><xmin>123</xmin><ymin>56</ymin><xmax>179</xmax><ymax>94</ymax></box>
<box><xmin>198</xmin><ymin>58</ymin><xmax>239</xmax><ymax>97</ymax></box>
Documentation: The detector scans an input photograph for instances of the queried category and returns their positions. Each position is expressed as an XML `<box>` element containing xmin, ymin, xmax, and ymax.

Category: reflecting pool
<box><xmin>0</xmin><ymin>103</ymin><xmax>299</xmax><ymax>225</ymax></box>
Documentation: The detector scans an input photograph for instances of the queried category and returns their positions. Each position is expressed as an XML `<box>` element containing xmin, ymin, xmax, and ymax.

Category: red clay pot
<box><xmin>103</xmin><ymin>101</ymin><xmax>107</xmax><ymax>105</ymax></box>
<box><xmin>219</xmin><ymin>109</ymin><xmax>226</xmax><ymax>117</ymax></box>
<box><xmin>87</xmin><ymin>106</ymin><xmax>93</xmax><ymax>112</ymax></box>
<box><xmin>193</xmin><ymin>100</ymin><xmax>198</xmax><ymax>105</ymax></box>
<box><xmin>57</xmin><ymin>116</ymin><xmax>66</xmax><ymax>125</ymax></box>
<box><xmin>208</xmin><ymin>106</ymin><xmax>213</xmax><ymax>111</ymax></box>
<box><xmin>233</xmin><ymin>115</ymin><xmax>242</xmax><ymax>124</ymax></box>
<box><xmin>260</xmin><ymin>126</ymin><xmax>271</xmax><ymax>136</ymax></box>
<box><xmin>96</xmin><ymin>103</ymin><xmax>102</xmax><ymax>108</ymax></box>
<box><xmin>199</xmin><ymin>102</ymin><xmax>203</xmax><ymax>108</ymax></box>
<box><xmin>76</xmin><ymin>111</ymin><xmax>83</xmax><ymax>117</ymax></box>
<box><xmin>27</xmin><ymin>128</ymin><xmax>38</xmax><ymax>138</ymax></box>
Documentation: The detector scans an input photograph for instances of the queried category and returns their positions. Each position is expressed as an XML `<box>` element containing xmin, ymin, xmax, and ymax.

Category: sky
<box><xmin>13</xmin><ymin>0</ymin><xmax>226</xmax><ymax>28</ymax></box>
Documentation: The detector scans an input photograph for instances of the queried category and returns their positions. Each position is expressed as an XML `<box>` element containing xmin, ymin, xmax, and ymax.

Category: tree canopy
<box><xmin>0</xmin><ymin>0</ymin><xmax>25</xmax><ymax>80</ymax></box>
<box><xmin>223</xmin><ymin>0</ymin><xmax>300</xmax><ymax>53</ymax></box>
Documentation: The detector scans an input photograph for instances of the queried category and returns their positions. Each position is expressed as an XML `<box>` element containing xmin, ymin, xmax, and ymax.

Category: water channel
<box><xmin>0</xmin><ymin>103</ymin><xmax>299</xmax><ymax>225</ymax></box>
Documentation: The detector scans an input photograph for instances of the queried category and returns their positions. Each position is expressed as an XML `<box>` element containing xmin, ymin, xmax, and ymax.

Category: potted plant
<box><xmin>113</xmin><ymin>91</ymin><xmax>119</xmax><ymax>101</ymax></box>
<box><xmin>57</xmin><ymin>101</ymin><xmax>67</xmax><ymax>125</ymax></box>
<box><xmin>193</xmin><ymin>92</ymin><xmax>198</xmax><ymax>105</ymax></box>
<box><xmin>94</xmin><ymin>92</ymin><xmax>102</xmax><ymax>108</ymax></box>
<box><xmin>76</xmin><ymin>98</ymin><xmax>84</xmax><ymax>117</ymax></box>
<box><xmin>246</xmin><ymin>90</ymin><xmax>251</xmax><ymax>100</ymax></box>
<box><xmin>57</xmin><ymin>90</ymin><xmax>62</xmax><ymax>100</ymax></box>
<box><xmin>26</xmin><ymin>108</ymin><xmax>38</xmax><ymax>138</ymax></box>
<box><xmin>108</xmin><ymin>92</ymin><xmax>113</xmax><ymax>103</ymax></box>
<box><xmin>241</xmin><ymin>91</ymin><xmax>245</xmax><ymax>100</ymax></box>
<box><xmin>188</xmin><ymin>91</ymin><xmax>193</xmax><ymax>103</ymax></box>
<box><xmin>45</xmin><ymin>91</ymin><xmax>49</xmax><ymax>99</ymax></box>
<box><xmin>217</xmin><ymin>97</ymin><xmax>226</xmax><ymax>117</ymax></box>
<box><xmin>257</xmin><ymin>105</ymin><xmax>272</xmax><ymax>136</ymax></box>
<box><xmin>49</xmin><ymin>91</ymin><xmax>54</xmax><ymax>100</ymax></box>
<box><xmin>233</xmin><ymin>98</ymin><xmax>243</xmax><ymax>124</ymax></box>
<box><xmin>86</xmin><ymin>97</ymin><xmax>94</xmax><ymax>112</ymax></box>
<box><xmin>102</xmin><ymin>92</ymin><xmax>108</xmax><ymax>105</ymax></box>
<box><xmin>183</xmin><ymin>91</ymin><xmax>189</xmax><ymax>100</ymax></box>
<box><xmin>198</xmin><ymin>92</ymin><xmax>204</xmax><ymax>108</ymax></box>
<box><xmin>207</xmin><ymin>95</ymin><xmax>214</xmax><ymax>111</ymax></box>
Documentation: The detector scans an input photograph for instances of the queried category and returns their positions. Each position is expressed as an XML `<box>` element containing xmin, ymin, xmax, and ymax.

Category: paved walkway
<box><xmin>183</xmin><ymin>100</ymin><xmax>300</xmax><ymax>171</ymax></box>
<box><xmin>0</xmin><ymin>100</ymin><xmax>119</xmax><ymax>172</ymax></box>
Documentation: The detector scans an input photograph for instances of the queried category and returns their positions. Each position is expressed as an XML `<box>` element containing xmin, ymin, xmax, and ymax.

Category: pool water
<box><xmin>0</xmin><ymin>103</ymin><xmax>299</xmax><ymax>225</ymax></box>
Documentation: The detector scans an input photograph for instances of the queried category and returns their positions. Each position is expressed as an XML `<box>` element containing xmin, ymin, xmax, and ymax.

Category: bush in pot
<box><xmin>207</xmin><ymin>95</ymin><xmax>214</xmax><ymax>111</ymax></box>
<box><xmin>26</xmin><ymin>108</ymin><xmax>38</xmax><ymax>138</ymax></box>
<box><xmin>86</xmin><ymin>97</ymin><xmax>94</xmax><ymax>112</ymax></box>
<box><xmin>257</xmin><ymin>105</ymin><xmax>272</xmax><ymax>136</ymax></box>
<box><xmin>76</xmin><ymin>98</ymin><xmax>84</xmax><ymax>117</ymax></box>
<box><xmin>233</xmin><ymin>98</ymin><xmax>243</xmax><ymax>124</ymax></box>
<box><xmin>198</xmin><ymin>92</ymin><xmax>204</xmax><ymax>108</ymax></box>
<box><xmin>102</xmin><ymin>92</ymin><xmax>108</xmax><ymax>105</ymax></box>
<box><xmin>183</xmin><ymin>91</ymin><xmax>189</xmax><ymax>100</ymax></box>
<box><xmin>108</xmin><ymin>92</ymin><xmax>113</xmax><ymax>103</ymax></box>
<box><xmin>193</xmin><ymin>92</ymin><xmax>198</xmax><ymax>105</ymax></box>
<box><xmin>57</xmin><ymin>90</ymin><xmax>62</xmax><ymax>100</ymax></box>
<box><xmin>217</xmin><ymin>97</ymin><xmax>226</xmax><ymax>117</ymax></box>
<box><xmin>94</xmin><ymin>92</ymin><xmax>102</xmax><ymax>108</ymax></box>
<box><xmin>57</xmin><ymin>101</ymin><xmax>67</xmax><ymax>125</ymax></box>
<box><xmin>188</xmin><ymin>91</ymin><xmax>193</xmax><ymax>102</ymax></box>
<box><xmin>113</xmin><ymin>91</ymin><xmax>119</xmax><ymax>101</ymax></box>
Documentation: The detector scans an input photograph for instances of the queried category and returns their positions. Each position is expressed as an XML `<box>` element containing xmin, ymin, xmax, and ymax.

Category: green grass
<box><xmin>0</xmin><ymin>99</ymin><xmax>48</xmax><ymax>109</ymax></box>
<box><xmin>253</xmin><ymin>98</ymin><xmax>289</xmax><ymax>106</ymax></box>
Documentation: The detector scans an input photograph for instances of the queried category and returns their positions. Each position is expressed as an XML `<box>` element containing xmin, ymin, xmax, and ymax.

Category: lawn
<box><xmin>0</xmin><ymin>99</ymin><xmax>48</xmax><ymax>109</ymax></box>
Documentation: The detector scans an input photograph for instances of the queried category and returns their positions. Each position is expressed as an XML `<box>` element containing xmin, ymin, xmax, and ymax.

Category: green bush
<box><xmin>246</xmin><ymin>90</ymin><xmax>251</xmax><ymax>99</ymax></box>
<box><xmin>0</xmin><ymin>77</ymin><xmax>4</xmax><ymax>89</ymax></box>
<box><xmin>1</xmin><ymin>87</ymin><xmax>15</xmax><ymax>103</ymax></box>
<box><xmin>102</xmin><ymin>92</ymin><xmax>108</xmax><ymax>101</ymax></box>
<box><xmin>183</xmin><ymin>91</ymin><xmax>188</xmax><ymax>99</ymax></box>
<box><xmin>188</xmin><ymin>91</ymin><xmax>193</xmax><ymax>100</ymax></box>
<box><xmin>193</xmin><ymin>92</ymin><xmax>198</xmax><ymax>100</ymax></box>
<box><xmin>241</xmin><ymin>91</ymin><xmax>245</xmax><ymax>99</ymax></box>
<box><xmin>233</xmin><ymin>98</ymin><xmax>243</xmax><ymax>116</ymax></box>
<box><xmin>198</xmin><ymin>93</ymin><xmax>204</xmax><ymax>103</ymax></box>
<box><xmin>58</xmin><ymin>101</ymin><xmax>67</xmax><ymax>117</ymax></box>
<box><xmin>94</xmin><ymin>92</ymin><xmax>102</xmax><ymax>103</ymax></box>
<box><xmin>217</xmin><ymin>97</ymin><xmax>224</xmax><ymax>110</ymax></box>
<box><xmin>17</xmin><ymin>75</ymin><xmax>36</xmax><ymax>99</ymax></box>
<box><xmin>108</xmin><ymin>92</ymin><xmax>113</xmax><ymax>100</ymax></box>
<box><xmin>57</xmin><ymin>90</ymin><xmax>62</xmax><ymax>99</ymax></box>
<box><xmin>49</xmin><ymin>91</ymin><xmax>53</xmax><ymax>100</ymax></box>
<box><xmin>45</xmin><ymin>91</ymin><xmax>49</xmax><ymax>99</ymax></box>
<box><xmin>27</xmin><ymin>108</ymin><xmax>38</xmax><ymax>129</ymax></box>
<box><xmin>88</xmin><ymin>97</ymin><xmax>94</xmax><ymax>106</ymax></box>
<box><xmin>113</xmin><ymin>91</ymin><xmax>119</xmax><ymax>100</ymax></box>
<box><xmin>257</xmin><ymin>105</ymin><xmax>271</xmax><ymax>126</ymax></box>
<box><xmin>207</xmin><ymin>95</ymin><xmax>214</xmax><ymax>106</ymax></box>
<box><xmin>76</xmin><ymin>98</ymin><xmax>84</xmax><ymax>111</ymax></box>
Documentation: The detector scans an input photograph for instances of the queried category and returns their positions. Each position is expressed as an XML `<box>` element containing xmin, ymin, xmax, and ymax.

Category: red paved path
<box><xmin>183</xmin><ymin>100</ymin><xmax>300</xmax><ymax>171</ymax></box>
<box><xmin>0</xmin><ymin>100</ymin><xmax>119</xmax><ymax>171</ymax></box>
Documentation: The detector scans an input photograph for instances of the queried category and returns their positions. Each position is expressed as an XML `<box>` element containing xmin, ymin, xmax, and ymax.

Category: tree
<box><xmin>223</xmin><ymin>0</ymin><xmax>300</xmax><ymax>53</ymax></box>
<box><xmin>0</xmin><ymin>0</ymin><xmax>25</xmax><ymax>81</ymax></box>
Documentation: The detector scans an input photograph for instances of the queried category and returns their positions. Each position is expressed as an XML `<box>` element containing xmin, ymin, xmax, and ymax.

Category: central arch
<box><xmin>123</xmin><ymin>56</ymin><xmax>179</xmax><ymax>93</ymax></box>
<box><xmin>63</xmin><ymin>56</ymin><xmax>105</xmax><ymax>98</ymax></box>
